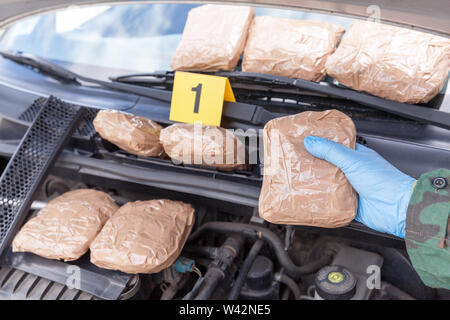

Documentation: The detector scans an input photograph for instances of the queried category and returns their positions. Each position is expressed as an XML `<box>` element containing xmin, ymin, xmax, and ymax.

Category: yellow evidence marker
<box><xmin>169</xmin><ymin>71</ymin><xmax>235</xmax><ymax>126</ymax></box>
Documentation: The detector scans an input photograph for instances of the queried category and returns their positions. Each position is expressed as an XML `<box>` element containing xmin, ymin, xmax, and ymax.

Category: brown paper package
<box><xmin>259</xmin><ymin>110</ymin><xmax>357</xmax><ymax>228</ymax></box>
<box><xmin>93</xmin><ymin>109</ymin><xmax>165</xmax><ymax>157</ymax></box>
<box><xmin>242</xmin><ymin>16</ymin><xmax>344</xmax><ymax>81</ymax></box>
<box><xmin>160</xmin><ymin>123</ymin><xmax>247</xmax><ymax>171</ymax></box>
<box><xmin>171</xmin><ymin>4</ymin><xmax>254</xmax><ymax>71</ymax></box>
<box><xmin>90</xmin><ymin>200</ymin><xmax>195</xmax><ymax>274</ymax></box>
<box><xmin>326</xmin><ymin>21</ymin><xmax>450</xmax><ymax>104</ymax></box>
<box><xmin>13</xmin><ymin>189</ymin><xmax>119</xmax><ymax>261</ymax></box>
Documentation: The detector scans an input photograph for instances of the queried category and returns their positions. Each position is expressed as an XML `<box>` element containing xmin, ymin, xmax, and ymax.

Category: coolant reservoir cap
<box><xmin>315</xmin><ymin>265</ymin><xmax>356</xmax><ymax>300</ymax></box>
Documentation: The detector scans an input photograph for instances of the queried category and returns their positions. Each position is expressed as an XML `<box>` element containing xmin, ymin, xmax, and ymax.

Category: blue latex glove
<box><xmin>304</xmin><ymin>136</ymin><xmax>416</xmax><ymax>238</ymax></box>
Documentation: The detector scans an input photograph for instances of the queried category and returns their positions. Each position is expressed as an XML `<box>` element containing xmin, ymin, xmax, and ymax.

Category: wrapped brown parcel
<box><xmin>13</xmin><ymin>189</ymin><xmax>119</xmax><ymax>261</ymax></box>
<box><xmin>90</xmin><ymin>200</ymin><xmax>195</xmax><ymax>274</ymax></box>
<box><xmin>326</xmin><ymin>21</ymin><xmax>450</xmax><ymax>104</ymax></box>
<box><xmin>171</xmin><ymin>4</ymin><xmax>254</xmax><ymax>71</ymax></box>
<box><xmin>259</xmin><ymin>110</ymin><xmax>357</xmax><ymax>228</ymax></box>
<box><xmin>242</xmin><ymin>16</ymin><xmax>345</xmax><ymax>81</ymax></box>
<box><xmin>93</xmin><ymin>109</ymin><xmax>165</xmax><ymax>157</ymax></box>
<box><xmin>159</xmin><ymin>123</ymin><xmax>247</xmax><ymax>171</ymax></box>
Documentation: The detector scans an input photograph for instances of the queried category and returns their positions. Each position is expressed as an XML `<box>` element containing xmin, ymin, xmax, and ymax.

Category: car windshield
<box><xmin>0</xmin><ymin>3</ymin><xmax>355</xmax><ymax>79</ymax></box>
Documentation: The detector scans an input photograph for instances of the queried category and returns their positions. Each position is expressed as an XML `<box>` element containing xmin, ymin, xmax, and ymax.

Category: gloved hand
<box><xmin>304</xmin><ymin>136</ymin><xmax>416</xmax><ymax>238</ymax></box>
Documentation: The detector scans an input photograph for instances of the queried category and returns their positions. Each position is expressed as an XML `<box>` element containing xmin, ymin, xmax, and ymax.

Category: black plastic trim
<box><xmin>0</xmin><ymin>97</ymin><xmax>84</xmax><ymax>257</ymax></box>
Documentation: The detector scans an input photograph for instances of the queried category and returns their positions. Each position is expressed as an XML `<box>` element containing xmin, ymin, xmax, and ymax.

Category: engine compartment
<box><xmin>0</xmin><ymin>93</ymin><xmax>449</xmax><ymax>300</ymax></box>
<box><xmin>0</xmin><ymin>169</ymin><xmax>445</xmax><ymax>300</ymax></box>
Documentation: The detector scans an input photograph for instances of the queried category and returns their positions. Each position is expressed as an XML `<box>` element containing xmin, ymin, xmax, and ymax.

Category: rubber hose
<box><xmin>228</xmin><ymin>239</ymin><xmax>264</xmax><ymax>300</ymax></box>
<box><xmin>275</xmin><ymin>273</ymin><xmax>301</xmax><ymax>300</ymax></box>
<box><xmin>194</xmin><ymin>234</ymin><xmax>244</xmax><ymax>300</ymax></box>
<box><xmin>188</xmin><ymin>222</ymin><xmax>333</xmax><ymax>280</ymax></box>
<box><xmin>182</xmin><ymin>277</ymin><xmax>205</xmax><ymax>300</ymax></box>
<box><xmin>281</xmin><ymin>287</ymin><xmax>291</xmax><ymax>300</ymax></box>
<box><xmin>184</xmin><ymin>246</ymin><xmax>220</xmax><ymax>259</ymax></box>
<box><xmin>194</xmin><ymin>269</ymin><xmax>224</xmax><ymax>300</ymax></box>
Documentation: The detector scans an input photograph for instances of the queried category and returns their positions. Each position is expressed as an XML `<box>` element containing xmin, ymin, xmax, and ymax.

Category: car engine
<box><xmin>0</xmin><ymin>94</ymin><xmax>448</xmax><ymax>300</ymax></box>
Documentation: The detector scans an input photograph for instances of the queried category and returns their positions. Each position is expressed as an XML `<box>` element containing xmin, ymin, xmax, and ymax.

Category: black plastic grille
<box><xmin>19</xmin><ymin>97</ymin><xmax>97</xmax><ymax>137</ymax></box>
<box><xmin>18</xmin><ymin>97</ymin><xmax>48</xmax><ymax>122</ymax></box>
<box><xmin>4</xmin><ymin>248</ymin><xmax>131</xmax><ymax>300</ymax></box>
<box><xmin>0</xmin><ymin>96</ymin><xmax>84</xmax><ymax>255</ymax></box>
<box><xmin>0</xmin><ymin>265</ymin><xmax>98</xmax><ymax>300</ymax></box>
<box><xmin>78</xmin><ymin>108</ymin><xmax>98</xmax><ymax>136</ymax></box>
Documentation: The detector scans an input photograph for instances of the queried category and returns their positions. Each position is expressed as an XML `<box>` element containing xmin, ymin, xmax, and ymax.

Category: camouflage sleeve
<box><xmin>405</xmin><ymin>168</ymin><xmax>450</xmax><ymax>289</ymax></box>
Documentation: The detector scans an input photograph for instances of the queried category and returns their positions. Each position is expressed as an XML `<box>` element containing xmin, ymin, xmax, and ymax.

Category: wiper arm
<box><xmin>0</xmin><ymin>50</ymin><xmax>172</xmax><ymax>101</ymax></box>
<box><xmin>112</xmin><ymin>71</ymin><xmax>450</xmax><ymax>130</ymax></box>
<box><xmin>0</xmin><ymin>51</ymin><xmax>273</xmax><ymax>126</ymax></box>
<box><xmin>0</xmin><ymin>51</ymin><xmax>79</xmax><ymax>83</ymax></box>
<box><xmin>221</xmin><ymin>72</ymin><xmax>450</xmax><ymax>130</ymax></box>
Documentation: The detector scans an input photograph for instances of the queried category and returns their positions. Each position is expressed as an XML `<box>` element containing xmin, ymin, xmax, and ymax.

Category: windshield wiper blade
<box><xmin>0</xmin><ymin>51</ymin><xmax>80</xmax><ymax>83</ymax></box>
<box><xmin>112</xmin><ymin>71</ymin><xmax>450</xmax><ymax>130</ymax></box>
<box><xmin>219</xmin><ymin>71</ymin><xmax>450</xmax><ymax>130</ymax></box>
<box><xmin>0</xmin><ymin>50</ymin><xmax>172</xmax><ymax>101</ymax></box>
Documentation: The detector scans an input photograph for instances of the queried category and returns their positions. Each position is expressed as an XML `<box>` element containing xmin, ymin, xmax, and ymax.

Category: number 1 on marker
<box><xmin>191</xmin><ymin>83</ymin><xmax>202</xmax><ymax>114</ymax></box>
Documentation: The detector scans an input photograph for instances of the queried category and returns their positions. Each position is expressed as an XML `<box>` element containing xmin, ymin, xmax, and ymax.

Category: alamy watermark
<box><xmin>366</xmin><ymin>265</ymin><xmax>381</xmax><ymax>289</ymax></box>
<box><xmin>366</xmin><ymin>5</ymin><xmax>381</xmax><ymax>23</ymax></box>
<box><xmin>167</xmin><ymin>123</ymin><xmax>285</xmax><ymax>175</ymax></box>
<box><xmin>66</xmin><ymin>265</ymin><xmax>81</xmax><ymax>290</ymax></box>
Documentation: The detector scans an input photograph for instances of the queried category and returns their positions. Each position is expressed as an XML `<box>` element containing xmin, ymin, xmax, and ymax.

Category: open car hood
<box><xmin>0</xmin><ymin>0</ymin><xmax>448</xmax><ymax>37</ymax></box>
